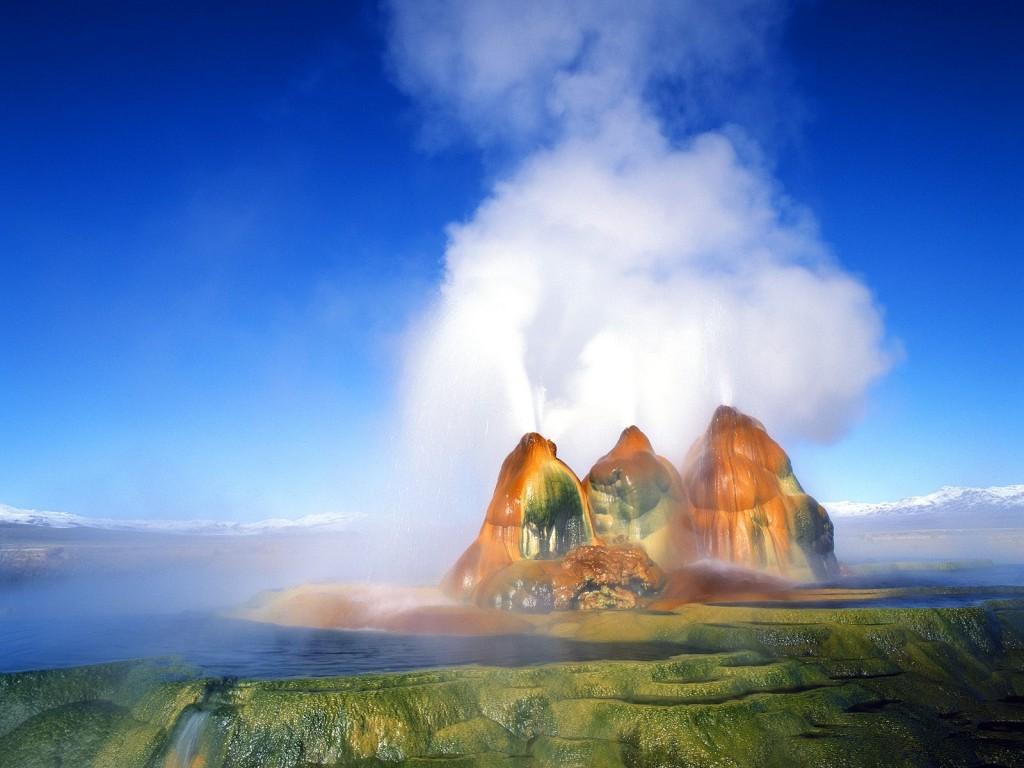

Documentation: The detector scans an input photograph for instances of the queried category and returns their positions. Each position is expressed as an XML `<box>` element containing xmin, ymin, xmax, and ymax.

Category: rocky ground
<box><xmin>2</xmin><ymin>599</ymin><xmax>1023</xmax><ymax>767</ymax></box>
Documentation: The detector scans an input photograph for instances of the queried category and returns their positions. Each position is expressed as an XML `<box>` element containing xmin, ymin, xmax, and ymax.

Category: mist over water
<box><xmin>0</xmin><ymin>526</ymin><xmax>479</xmax><ymax>676</ymax></box>
<box><xmin>2</xmin><ymin>510</ymin><xmax>1021</xmax><ymax>678</ymax></box>
<box><xmin>3</xmin><ymin>511</ymin><xmax>1022</xmax><ymax>678</ymax></box>
<box><xmin>0</xmin><ymin>526</ymin><xmax>452</xmax><ymax>621</ymax></box>
<box><xmin>3</xmin><ymin>544</ymin><xmax>1022</xmax><ymax>679</ymax></box>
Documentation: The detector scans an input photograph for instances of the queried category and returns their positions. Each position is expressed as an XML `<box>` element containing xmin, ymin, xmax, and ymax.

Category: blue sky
<box><xmin>1</xmin><ymin>1</ymin><xmax>1021</xmax><ymax>520</ymax></box>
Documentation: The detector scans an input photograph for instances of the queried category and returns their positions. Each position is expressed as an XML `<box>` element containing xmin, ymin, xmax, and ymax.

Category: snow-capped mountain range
<box><xmin>0</xmin><ymin>503</ymin><xmax>361</xmax><ymax>535</ymax></box>
<box><xmin>3</xmin><ymin>485</ymin><xmax>1019</xmax><ymax>536</ymax></box>
<box><xmin>826</xmin><ymin>484</ymin><xmax>1024</xmax><ymax>527</ymax></box>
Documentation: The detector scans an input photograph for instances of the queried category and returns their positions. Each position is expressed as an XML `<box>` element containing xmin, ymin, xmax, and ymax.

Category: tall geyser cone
<box><xmin>680</xmin><ymin>405</ymin><xmax>839</xmax><ymax>581</ymax></box>
<box><xmin>583</xmin><ymin>426</ymin><xmax>698</xmax><ymax>570</ymax></box>
<box><xmin>441</xmin><ymin>432</ymin><xmax>596</xmax><ymax>601</ymax></box>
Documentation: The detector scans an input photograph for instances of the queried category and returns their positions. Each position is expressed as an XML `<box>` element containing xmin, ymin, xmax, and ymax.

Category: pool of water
<box><xmin>717</xmin><ymin>587</ymin><xmax>1024</xmax><ymax>610</ymax></box>
<box><xmin>712</xmin><ymin>565</ymin><xmax>1024</xmax><ymax>610</ymax></box>
<box><xmin>837</xmin><ymin>563</ymin><xmax>1024</xmax><ymax>589</ymax></box>
<box><xmin>3</xmin><ymin>564</ymin><xmax>1021</xmax><ymax>679</ymax></box>
<box><xmin>0</xmin><ymin>612</ymin><xmax>687</xmax><ymax>678</ymax></box>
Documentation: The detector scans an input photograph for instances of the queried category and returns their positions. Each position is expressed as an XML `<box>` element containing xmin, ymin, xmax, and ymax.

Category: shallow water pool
<box><xmin>0</xmin><ymin>612</ymin><xmax>687</xmax><ymax>678</ymax></box>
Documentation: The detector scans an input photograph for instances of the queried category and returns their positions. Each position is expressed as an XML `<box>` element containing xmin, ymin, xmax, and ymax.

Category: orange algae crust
<box><xmin>233</xmin><ymin>583</ymin><xmax>536</xmax><ymax>636</ymax></box>
<box><xmin>474</xmin><ymin>543</ymin><xmax>666</xmax><ymax>612</ymax></box>
<box><xmin>441</xmin><ymin>432</ymin><xmax>596</xmax><ymax>602</ymax></box>
<box><xmin>681</xmin><ymin>405</ymin><xmax>839</xmax><ymax>580</ymax></box>
<box><xmin>231</xmin><ymin>577</ymin><xmax>943</xmax><ymax>639</ymax></box>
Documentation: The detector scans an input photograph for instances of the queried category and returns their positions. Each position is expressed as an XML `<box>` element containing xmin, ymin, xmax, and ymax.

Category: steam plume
<box><xmin>387</xmin><ymin>0</ymin><xmax>892</xmax><ymax>528</ymax></box>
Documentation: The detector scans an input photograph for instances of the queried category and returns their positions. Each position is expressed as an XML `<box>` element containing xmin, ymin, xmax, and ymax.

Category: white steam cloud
<box><xmin>388</xmin><ymin>1</ymin><xmax>892</xmax><ymax>526</ymax></box>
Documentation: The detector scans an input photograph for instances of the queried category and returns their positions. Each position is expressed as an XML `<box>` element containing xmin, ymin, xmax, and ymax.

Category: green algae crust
<box><xmin>2</xmin><ymin>601</ymin><xmax>1023</xmax><ymax>767</ymax></box>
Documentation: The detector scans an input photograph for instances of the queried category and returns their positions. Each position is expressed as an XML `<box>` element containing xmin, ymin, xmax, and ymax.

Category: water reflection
<box><xmin>0</xmin><ymin>611</ymin><xmax>686</xmax><ymax>678</ymax></box>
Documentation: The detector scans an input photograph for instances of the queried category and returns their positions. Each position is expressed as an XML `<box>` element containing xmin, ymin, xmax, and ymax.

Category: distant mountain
<box><xmin>0</xmin><ymin>503</ymin><xmax>361</xmax><ymax>535</ymax></box>
<box><xmin>826</xmin><ymin>485</ymin><xmax>1024</xmax><ymax>529</ymax></box>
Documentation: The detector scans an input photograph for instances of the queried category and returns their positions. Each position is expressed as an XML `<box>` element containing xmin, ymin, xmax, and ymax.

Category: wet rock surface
<box><xmin>446</xmin><ymin>405</ymin><xmax>841</xmax><ymax>614</ymax></box>
<box><xmin>441</xmin><ymin>433</ymin><xmax>595</xmax><ymax>602</ymax></box>
<box><xmin>584</xmin><ymin>426</ymin><xmax>698</xmax><ymax>570</ymax></box>
<box><xmin>444</xmin><ymin>404</ymin><xmax>847</xmax><ymax>614</ymax></box>
<box><xmin>682</xmin><ymin>405</ymin><xmax>840</xmax><ymax>580</ymax></box>
<box><xmin>475</xmin><ymin>544</ymin><xmax>665</xmax><ymax>612</ymax></box>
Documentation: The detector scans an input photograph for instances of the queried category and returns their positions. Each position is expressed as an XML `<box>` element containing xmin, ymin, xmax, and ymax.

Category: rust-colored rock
<box><xmin>647</xmin><ymin>561</ymin><xmax>794</xmax><ymax>609</ymax></box>
<box><xmin>680</xmin><ymin>405</ymin><xmax>839</xmax><ymax>581</ymax></box>
<box><xmin>583</xmin><ymin>426</ymin><xmax>698</xmax><ymax>569</ymax></box>
<box><xmin>474</xmin><ymin>544</ymin><xmax>665</xmax><ymax>612</ymax></box>
<box><xmin>441</xmin><ymin>432</ymin><xmax>596</xmax><ymax>601</ymax></box>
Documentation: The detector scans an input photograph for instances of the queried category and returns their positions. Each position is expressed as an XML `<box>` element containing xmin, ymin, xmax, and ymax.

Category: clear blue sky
<box><xmin>1</xmin><ymin>1</ymin><xmax>1021</xmax><ymax>519</ymax></box>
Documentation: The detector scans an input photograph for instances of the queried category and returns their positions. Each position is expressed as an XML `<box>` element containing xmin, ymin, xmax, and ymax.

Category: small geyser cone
<box><xmin>583</xmin><ymin>426</ymin><xmax>698</xmax><ymax>569</ymax></box>
<box><xmin>441</xmin><ymin>432</ymin><xmax>596</xmax><ymax>601</ymax></box>
<box><xmin>680</xmin><ymin>405</ymin><xmax>839</xmax><ymax>581</ymax></box>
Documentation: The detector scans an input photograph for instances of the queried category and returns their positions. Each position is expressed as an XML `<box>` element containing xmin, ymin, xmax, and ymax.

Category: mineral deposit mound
<box><xmin>681</xmin><ymin>405</ymin><xmax>839</xmax><ymax>580</ymax></box>
<box><xmin>443</xmin><ymin>405</ymin><xmax>838</xmax><ymax>610</ymax></box>
<box><xmin>584</xmin><ymin>425</ymin><xmax>698</xmax><ymax>570</ymax></box>
<box><xmin>440</xmin><ymin>432</ymin><xmax>596</xmax><ymax>601</ymax></box>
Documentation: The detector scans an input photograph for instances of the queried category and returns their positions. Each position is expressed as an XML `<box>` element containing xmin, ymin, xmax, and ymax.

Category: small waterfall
<box><xmin>167</xmin><ymin>709</ymin><xmax>211</xmax><ymax>768</ymax></box>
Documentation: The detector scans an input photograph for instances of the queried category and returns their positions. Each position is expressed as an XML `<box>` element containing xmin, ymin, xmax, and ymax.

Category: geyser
<box><xmin>391</xmin><ymin>0</ymin><xmax>894</xmax><ymax>543</ymax></box>
<box><xmin>442</xmin><ymin>404</ymin><xmax>839</xmax><ymax>612</ymax></box>
<box><xmin>237</xmin><ymin>410</ymin><xmax>867</xmax><ymax>634</ymax></box>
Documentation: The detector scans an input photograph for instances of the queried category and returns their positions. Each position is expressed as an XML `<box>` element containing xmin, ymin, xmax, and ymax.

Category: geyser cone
<box><xmin>583</xmin><ymin>426</ymin><xmax>698</xmax><ymax>569</ymax></box>
<box><xmin>681</xmin><ymin>405</ymin><xmax>839</xmax><ymax>581</ymax></box>
<box><xmin>441</xmin><ymin>432</ymin><xmax>595</xmax><ymax>600</ymax></box>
